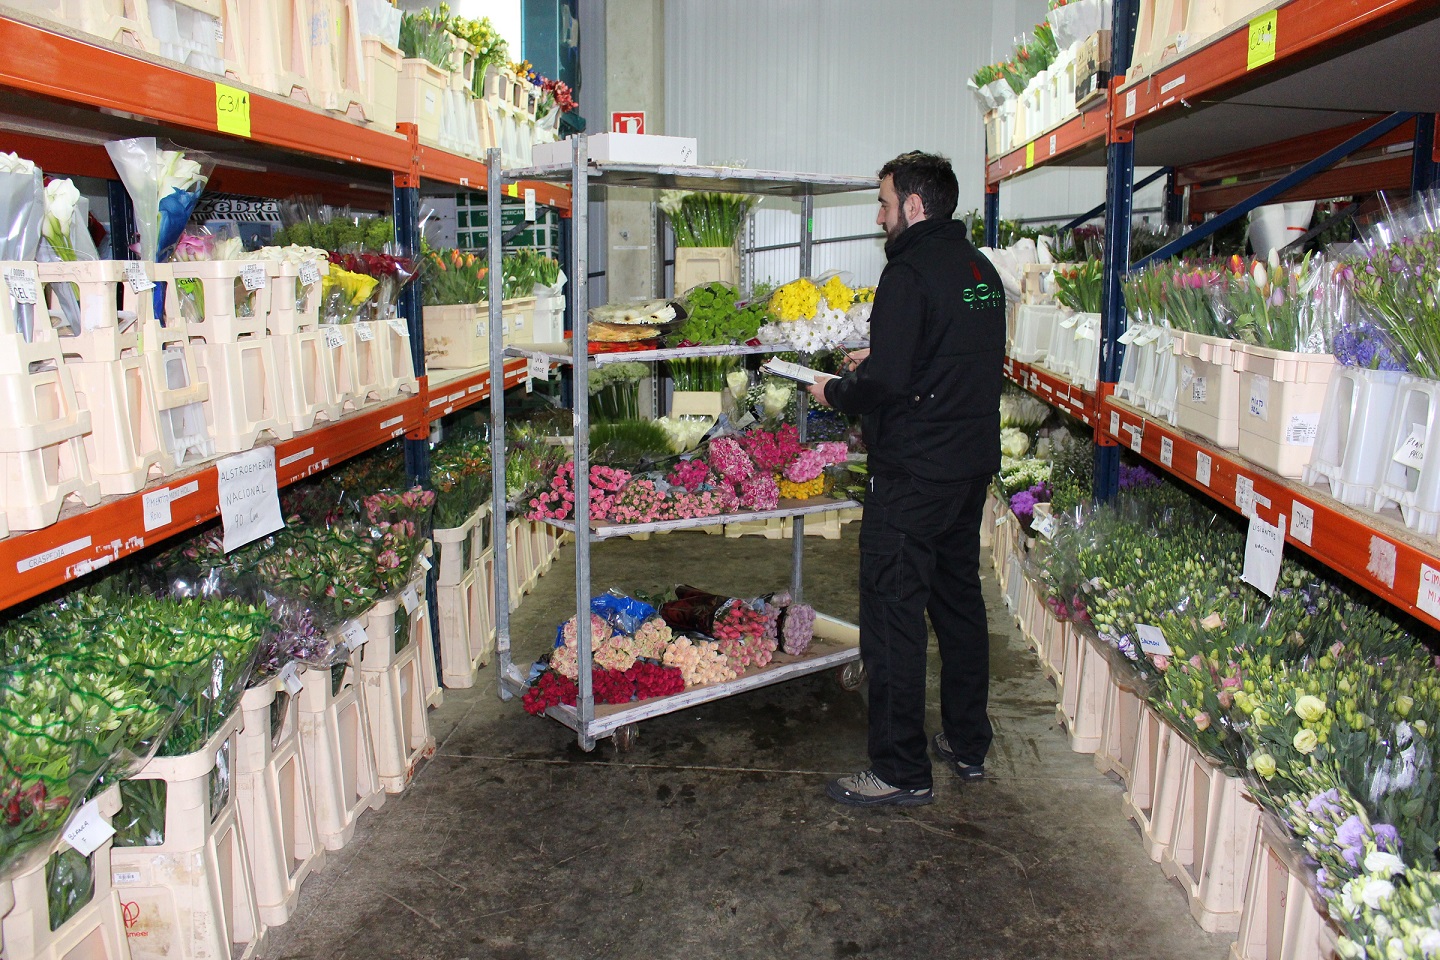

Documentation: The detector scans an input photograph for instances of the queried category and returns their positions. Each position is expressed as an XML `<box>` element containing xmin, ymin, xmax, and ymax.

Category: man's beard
<box><xmin>885</xmin><ymin>206</ymin><xmax>910</xmax><ymax>242</ymax></box>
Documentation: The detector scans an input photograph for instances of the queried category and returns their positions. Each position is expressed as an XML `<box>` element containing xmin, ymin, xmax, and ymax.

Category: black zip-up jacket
<box><xmin>823</xmin><ymin>218</ymin><xmax>1004</xmax><ymax>484</ymax></box>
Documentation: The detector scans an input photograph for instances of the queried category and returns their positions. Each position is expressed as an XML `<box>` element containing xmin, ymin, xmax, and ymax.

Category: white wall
<box><xmin>663</xmin><ymin>0</ymin><xmax>1159</xmax><ymax>286</ymax></box>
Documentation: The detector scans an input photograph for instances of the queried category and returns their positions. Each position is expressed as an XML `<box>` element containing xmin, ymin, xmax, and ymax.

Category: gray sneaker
<box><xmin>932</xmin><ymin>733</ymin><xmax>985</xmax><ymax>781</ymax></box>
<box><xmin>825</xmin><ymin>769</ymin><xmax>934</xmax><ymax>807</ymax></box>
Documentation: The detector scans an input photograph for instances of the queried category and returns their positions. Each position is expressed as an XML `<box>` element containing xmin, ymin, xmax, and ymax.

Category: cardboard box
<box><xmin>1075</xmin><ymin>30</ymin><xmax>1111</xmax><ymax>107</ymax></box>
<box><xmin>532</xmin><ymin>133</ymin><xmax>698</xmax><ymax>167</ymax></box>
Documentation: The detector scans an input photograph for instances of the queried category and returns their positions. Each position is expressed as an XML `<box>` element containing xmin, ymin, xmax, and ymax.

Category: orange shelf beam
<box><xmin>417</xmin><ymin>146</ymin><xmax>572</xmax><ymax>213</ymax></box>
<box><xmin>986</xmin><ymin>103</ymin><xmax>1109</xmax><ymax>186</ymax></box>
<box><xmin>1114</xmin><ymin>0</ymin><xmax>1440</xmax><ymax>132</ymax></box>
<box><xmin>1099</xmin><ymin>395</ymin><xmax>1440</xmax><ymax>632</ymax></box>
<box><xmin>1003</xmin><ymin>356</ymin><xmax>1098</xmax><ymax>427</ymax></box>
<box><xmin>425</xmin><ymin>359</ymin><xmax>534</xmax><ymax>420</ymax></box>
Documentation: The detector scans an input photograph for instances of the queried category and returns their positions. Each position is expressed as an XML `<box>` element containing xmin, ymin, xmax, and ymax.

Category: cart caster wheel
<box><xmin>613</xmin><ymin>724</ymin><xmax>639</xmax><ymax>753</ymax></box>
<box><xmin>837</xmin><ymin>661</ymin><xmax>866</xmax><ymax>692</ymax></box>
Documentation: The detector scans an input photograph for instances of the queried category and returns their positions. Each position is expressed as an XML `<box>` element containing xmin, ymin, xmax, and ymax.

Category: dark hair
<box><xmin>878</xmin><ymin>151</ymin><xmax>959</xmax><ymax>221</ymax></box>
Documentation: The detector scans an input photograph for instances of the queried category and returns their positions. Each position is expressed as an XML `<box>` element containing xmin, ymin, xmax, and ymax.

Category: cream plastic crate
<box><xmin>271</xmin><ymin>327</ymin><xmax>340</xmax><ymax>432</ymax></box>
<box><xmin>724</xmin><ymin>517</ymin><xmax>787</xmax><ymax>540</ymax></box>
<box><xmin>1304</xmin><ymin>366</ymin><xmax>1404</xmax><ymax>507</ymax></box>
<box><xmin>1130</xmin><ymin>0</ymin><xmax>1188</xmax><ymax>75</ymax></box>
<box><xmin>1095</xmin><ymin>675</ymin><xmax>1143</xmax><ymax>786</ymax></box>
<box><xmin>111</xmin><ymin>712</ymin><xmax>264</xmax><ymax>960</ymax></box>
<box><xmin>1057</xmin><ymin>627</ymin><xmax>1108</xmax><ymax>754</ymax></box>
<box><xmin>501</xmin><ymin>296</ymin><xmax>538</xmax><ymax>346</ymax></box>
<box><xmin>398</xmin><ymin>58</ymin><xmax>447</xmax><ymax>144</ymax></box>
<box><xmin>296</xmin><ymin>661</ymin><xmax>383</xmax><ymax>852</ymax></box>
<box><xmin>1137</xmin><ymin>326</ymin><xmax>1182</xmax><ymax>424</ymax></box>
<box><xmin>235</xmin><ymin>678</ymin><xmax>323</xmax><ymax>928</ymax></box>
<box><xmin>670</xmin><ymin>390</ymin><xmax>725</xmax><ymax>420</ymax></box>
<box><xmin>423</xmin><ymin>304</ymin><xmax>489</xmax><ymax>369</ymax></box>
<box><xmin>780</xmin><ymin>512</ymin><xmax>843</xmax><ymax>540</ymax></box>
<box><xmin>433</xmin><ymin>507</ymin><xmax>482</xmax><ymax>586</ymax></box>
<box><xmin>361</xmin><ymin>642</ymin><xmax>432</xmax><ymax>794</ymax></box>
<box><xmin>42</xmin><ymin>260</ymin><xmax>171</xmax><ymax>494</ymax></box>
<box><xmin>439</xmin><ymin>85</ymin><xmax>482</xmax><ymax>158</ymax></box>
<box><xmin>222</xmin><ymin>0</ymin><xmax>313</xmax><ymax>103</ymax></box>
<box><xmin>1012</xmin><ymin>303</ymin><xmax>1059</xmax><ymax>363</ymax></box>
<box><xmin>1161</xmin><ymin>752</ymin><xmax>1263</xmax><ymax>933</ymax></box>
<box><xmin>1122</xmin><ymin>702</ymin><xmax>1163</xmax><ymax>849</ymax></box>
<box><xmin>1040</xmin><ymin>603</ymin><xmax>1068</xmax><ymax>688</ymax></box>
<box><xmin>359</xmin><ymin>565</ymin><xmax>440</xmax><ymax>708</ymax></box>
<box><xmin>1177</xmin><ymin>331</ymin><xmax>1243</xmax><ymax>448</ymax></box>
<box><xmin>1128</xmin><ymin>717</ymin><xmax>1189</xmax><ymax>864</ymax></box>
<box><xmin>0</xmin><ymin>261</ymin><xmax>102</xmax><ymax>530</ymax></box>
<box><xmin>530</xmin><ymin>293</ymin><xmax>566</xmax><ymax>345</ymax></box>
<box><xmin>373</xmin><ymin>313</ymin><xmax>419</xmax><ymax>400</ymax></box>
<box><xmin>1</xmin><ymin>786</ymin><xmax>130</xmax><ymax>960</ymax></box>
<box><xmin>148</xmin><ymin>0</ymin><xmax>224</xmax><ymax>73</ymax></box>
<box><xmin>164</xmin><ymin>262</ymin><xmax>292</xmax><ymax>452</ymax></box>
<box><xmin>1235</xmin><ymin>344</ymin><xmax>1336</xmax><ymax>479</ymax></box>
<box><xmin>321</xmin><ymin>323</ymin><xmax>367</xmax><ymax>412</ymax></box>
<box><xmin>506</xmin><ymin>518</ymin><xmax>537</xmax><ymax>601</ymax></box>
<box><xmin>673</xmin><ymin>247</ymin><xmax>739</xmax><ymax>293</ymax></box>
<box><xmin>528</xmin><ymin>518</ymin><xmax>555</xmax><ymax>575</ymax></box>
<box><xmin>1373</xmin><ymin>375</ymin><xmax>1440</xmax><ymax>535</ymax></box>
<box><xmin>361</xmin><ymin>36</ymin><xmax>401</xmax><ymax>132</ymax></box>
<box><xmin>437</xmin><ymin>565</ymin><xmax>487</xmax><ymax>687</ymax></box>
<box><xmin>1069</xmin><ymin>312</ymin><xmax>1101</xmax><ymax>390</ymax></box>
<box><xmin>349</xmin><ymin>319</ymin><xmax>385</xmax><ymax>403</ymax></box>
<box><xmin>8</xmin><ymin>0</ymin><xmax>152</xmax><ymax>49</ymax></box>
<box><xmin>137</xmin><ymin>311</ymin><xmax>216</xmax><ymax>471</ymax></box>
<box><xmin>309</xmin><ymin>0</ymin><xmax>368</xmax><ymax>121</ymax></box>
<box><xmin>1231</xmin><ymin>818</ymin><xmax>1340</xmax><ymax>960</ymax></box>
<box><xmin>1186</xmin><ymin>0</ymin><xmax>1272</xmax><ymax>51</ymax></box>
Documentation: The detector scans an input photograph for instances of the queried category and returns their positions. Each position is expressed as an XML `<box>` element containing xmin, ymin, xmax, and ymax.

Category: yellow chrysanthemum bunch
<box><xmin>853</xmin><ymin>286</ymin><xmax>876</xmax><ymax>303</ymax></box>
<box><xmin>769</xmin><ymin>278</ymin><xmax>821</xmax><ymax>323</ymax></box>
<box><xmin>819</xmin><ymin>275</ymin><xmax>855</xmax><ymax>312</ymax></box>
<box><xmin>777</xmin><ymin>475</ymin><xmax>824</xmax><ymax>500</ymax></box>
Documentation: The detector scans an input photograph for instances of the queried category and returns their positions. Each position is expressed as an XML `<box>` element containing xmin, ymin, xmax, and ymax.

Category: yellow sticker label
<box><xmin>1247</xmin><ymin>10</ymin><xmax>1278</xmax><ymax>70</ymax></box>
<box><xmin>1025</xmin><ymin>141</ymin><xmax>1035</xmax><ymax>169</ymax></box>
<box><xmin>215</xmin><ymin>83</ymin><xmax>251</xmax><ymax>138</ymax></box>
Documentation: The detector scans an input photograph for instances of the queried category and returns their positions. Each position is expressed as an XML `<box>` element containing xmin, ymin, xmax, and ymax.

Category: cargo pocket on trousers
<box><xmin>860</xmin><ymin>532</ymin><xmax>906</xmax><ymax>602</ymax></box>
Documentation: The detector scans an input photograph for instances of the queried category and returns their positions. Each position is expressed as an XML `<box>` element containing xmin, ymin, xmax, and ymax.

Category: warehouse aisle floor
<box><xmin>265</xmin><ymin>528</ymin><xmax>1232</xmax><ymax>960</ymax></box>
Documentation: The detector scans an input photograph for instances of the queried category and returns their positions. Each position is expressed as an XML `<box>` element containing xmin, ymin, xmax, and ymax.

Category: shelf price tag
<box><xmin>1160</xmin><ymin>436</ymin><xmax>1174</xmax><ymax>468</ymax></box>
<box><xmin>4</xmin><ymin>269</ymin><xmax>36</xmax><ymax>305</ymax></box>
<box><xmin>299</xmin><ymin>260</ymin><xmax>322</xmax><ymax>287</ymax></box>
<box><xmin>62</xmin><ymin>798</ymin><xmax>116</xmax><ymax>857</ymax></box>
<box><xmin>401</xmin><ymin>586</ymin><xmax>420</xmax><ymax>614</ymax></box>
<box><xmin>1195</xmin><ymin>451</ymin><xmax>1212</xmax><ymax>487</ymax></box>
<box><xmin>1418</xmin><ymin>564</ymin><xmax>1440</xmax><ymax>622</ymax></box>
<box><xmin>527</xmin><ymin>356</ymin><xmax>550</xmax><ymax>383</ymax></box>
<box><xmin>141</xmin><ymin>486</ymin><xmax>173</xmax><ymax>532</ymax></box>
<box><xmin>215</xmin><ymin>82</ymin><xmax>252</xmax><ymax>138</ymax></box>
<box><xmin>323</xmin><ymin>326</ymin><xmax>345</xmax><ymax>349</ymax></box>
<box><xmin>524</xmin><ymin>188</ymin><xmax>537</xmax><ymax>221</ymax></box>
<box><xmin>341</xmin><ymin>619</ymin><xmax>368</xmax><ymax>650</ymax></box>
<box><xmin>1394</xmin><ymin>428</ymin><xmax>1426</xmax><ymax>470</ymax></box>
<box><xmin>1110</xmin><ymin>411</ymin><xmax>1120</xmax><ymax>437</ymax></box>
<box><xmin>1135</xmin><ymin>623</ymin><xmax>1172</xmax><ymax>657</ymax></box>
<box><xmin>1236</xmin><ymin>475</ymin><xmax>1257</xmax><ymax>516</ymax></box>
<box><xmin>279</xmin><ymin>661</ymin><xmax>304</xmax><ymax>696</ymax></box>
<box><xmin>1247</xmin><ymin>9</ymin><xmax>1278</xmax><ymax>71</ymax></box>
<box><xmin>217</xmin><ymin>446</ymin><xmax>284</xmax><ymax>553</ymax></box>
<box><xmin>239</xmin><ymin>263</ymin><xmax>267</xmax><ymax>291</ymax></box>
<box><xmin>1128</xmin><ymin>422</ymin><xmax>1143</xmax><ymax>453</ymax></box>
<box><xmin>354</xmin><ymin>321</ymin><xmax>375</xmax><ymax>342</ymax></box>
<box><xmin>1241</xmin><ymin>512</ymin><xmax>1286</xmax><ymax>598</ymax></box>
<box><xmin>1025</xmin><ymin>142</ymin><xmax>1035</xmax><ymax>169</ymax></box>
<box><xmin>123</xmin><ymin>261</ymin><xmax>154</xmax><ymax>294</ymax></box>
<box><xmin>1033</xmin><ymin>514</ymin><xmax>1058</xmax><ymax>539</ymax></box>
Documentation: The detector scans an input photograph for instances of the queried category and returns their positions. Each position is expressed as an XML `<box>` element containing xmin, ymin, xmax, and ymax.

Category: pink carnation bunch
<box><xmin>610</xmin><ymin>480</ymin><xmax>668</xmax><ymax>524</ymax></box>
<box><xmin>739</xmin><ymin>473</ymin><xmax>779</xmax><ymax>511</ymax></box>
<box><xmin>783</xmin><ymin>448</ymin><xmax>828</xmax><ymax>484</ymax></box>
<box><xmin>707</xmin><ymin>437</ymin><xmax>754</xmax><ymax>483</ymax></box>
<box><xmin>527</xmin><ymin>461</ymin><xmax>634</xmax><ymax>522</ymax></box>
<box><xmin>667</xmin><ymin>459</ymin><xmax>712</xmax><ymax>492</ymax></box>
<box><xmin>815</xmin><ymin>442</ymin><xmax>849</xmax><ymax>466</ymax></box>
<box><xmin>740</xmin><ymin>424</ymin><xmax>803</xmax><ymax>472</ymax></box>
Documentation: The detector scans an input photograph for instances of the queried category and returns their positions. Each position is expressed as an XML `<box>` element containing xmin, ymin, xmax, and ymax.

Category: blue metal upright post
<box><xmin>106</xmin><ymin>181</ymin><xmax>136</xmax><ymax>261</ymax></box>
<box><xmin>1164</xmin><ymin>168</ymin><xmax>1185</xmax><ymax>225</ymax></box>
<box><xmin>1414</xmin><ymin>113</ymin><xmax>1438</xmax><ymax>194</ymax></box>
<box><xmin>1095</xmin><ymin>0</ymin><xmax>1140</xmax><ymax>504</ymax></box>
<box><xmin>984</xmin><ymin>185</ymin><xmax>1000</xmax><ymax>248</ymax></box>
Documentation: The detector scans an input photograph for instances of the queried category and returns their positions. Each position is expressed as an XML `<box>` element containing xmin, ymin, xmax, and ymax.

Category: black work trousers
<box><xmin>858</xmin><ymin>471</ymin><xmax>993</xmax><ymax>790</ymax></box>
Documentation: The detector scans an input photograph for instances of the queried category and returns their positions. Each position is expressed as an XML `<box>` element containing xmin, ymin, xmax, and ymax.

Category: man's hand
<box><xmin>807</xmin><ymin>375</ymin><xmax>836</xmax><ymax>408</ymax></box>
<box><xmin>842</xmin><ymin>348</ymin><xmax>871</xmax><ymax>371</ymax></box>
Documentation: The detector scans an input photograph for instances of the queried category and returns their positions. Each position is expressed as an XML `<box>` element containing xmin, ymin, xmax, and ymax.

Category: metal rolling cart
<box><xmin>485</xmin><ymin>136</ymin><xmax>876</xmax><ymax>750</ymax></box>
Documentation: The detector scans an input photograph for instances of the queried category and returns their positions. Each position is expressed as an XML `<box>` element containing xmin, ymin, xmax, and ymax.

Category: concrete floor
<box><xmin>265</xmin><ymin>528</ymin><xmax>1234</xmax><ymax>960</ymax></box>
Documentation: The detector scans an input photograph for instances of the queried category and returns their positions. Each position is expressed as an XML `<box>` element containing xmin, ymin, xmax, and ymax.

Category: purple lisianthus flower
<box><xmin>1306</xmin><ymin>788</ymin><xmax>1343</xmax><ymax>818</ymax></box>
<box><xmin>1372</xmin><ymin>823</ymin><xmax>1401</xmax><ymax>853</ymax></box>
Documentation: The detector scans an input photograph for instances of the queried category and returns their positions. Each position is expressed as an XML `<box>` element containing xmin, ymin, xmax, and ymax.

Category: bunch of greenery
<box><xmin>658</xmin><ymin>192</ymin><xmax>754</xmax><ymax>248</ymax></box>
<box><xmin>589</xmin><ymin>420</ymin><xmax>676</xmax><ymax>472</ymax></box>
<box><xmin>669</xmin><ymin>282</ymin><xmax>767</xmax><ymax>346</ymax></box>
<box><xmin>502</xmin><ymin>249</ymin><xmax>560</xmax><ymax>298</ymax></box>
<box><xmin>273</xmin><ymin>215</ymin><xmax>395</xmax><ymax>253</ymax></box>
<box><xmin>398</xmin><ymin>10</ymin><xmax>455</xmax><ymax>68</ymax></box>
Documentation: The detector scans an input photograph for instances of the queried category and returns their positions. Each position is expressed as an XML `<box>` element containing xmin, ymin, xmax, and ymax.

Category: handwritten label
<box><xmin>1136</xmin><ymin>623</ymin><xmax>1172</xmax><ymax>657</ymax></box>
<box><xmin>215</xmin><ymin>82</ymin><xmax>252</xmax><ymax>138</ymax></box>
<box><xmin>1025</xmin><ymin>141</ymin><xmax>1035</xmax><ymax>168</ymax></box>
<box><xmin>341</xmin><ymin>619</ymin><xmax>368</xmax><ymax>650</ymax></box>
<box><xmin>142</xmin><ymin>486</ymin><xmax>173</xmax><ymax>532</ymax></box>
<box><xmin>1160</xmin><ymin>436</ymin><xmax>1174</xmax><ymax>468</ymax></box>
<box><xmin>1394</xmin><ymin>428</ymin><xmax>1426</xmax><ymax>470</ymax></box>
<box><xmin>1286</xmin><ymin>413</ymin><xmax>1320</xmax><ymax>446</ymax></box>
<box><xmin>279</xmin><ymin>661</ymin><xmax>303</xmax><ymax>695</ymax></box>
<box><xmin>1236</xmin><ymin>475</ymin><xmax>1256</xmax><ymax>516</ymax></box>
<box><xmin>1110</xmin><ymin>411</ymin><xmax>1120</xmax><ymax>437</ymax></box>
<box><xmin>419</xmin><ymin>554</ymin><xmax>432</xmax><ymax>572</ymax></box>
<box><xmin>239</xmin><ymin>263</ymin><xmax>267</xmax><ymax>291</ymax></box>
<box><xmin>1128</xmin><ymin>422</ymin><xmax>1143</xmax><ymax>453</ymax></box>
<box><xmin>524</xmin><ymin>188</ymin><xmax>537</xmax><ymax>221</ymax></box>
<box><xmin>527</xmin><ymin>357</ymin><xmax>549</xmax><ymax>383</ymax></box>
<box><xmin>299</xmin><ymin>260</ymin><xmax>322</xmax><ymax>286</ymax></box>
<box><xmin>1241</xmin><ymin>513</ymin><xmax>1286</xmax><ymax>597</ymax></box>
<box><xmin>1196</xmin><ymin>451</ymin><xmax>1212</xmax><ymax>487</ymax></box>
<box><xmin>1191</xmin><ymin>376</ymin><xmax>1207</xmax><ymax>404</ymax></box>
<box><xmin>1291</xmin><ymin>500</ymin><xmax>1314</xmax><ymax>546</ymax></box>
<box><xmin>324</xmin><ymin>326</ymin><xmax>345</xmax><ymax>349</ymax></box>
<box><xmin>217</xmin><ymin>447</ymin><xmax>284</xmax><ymax>552</ymax></box>
<box><xmin>1048</xmin><ymin>133</ymin><xmax>1057</xmax><ymax>155</ymax></box>
<box><xmin>18</xmin><ymin>536</ymin><xmax>91</xmax><ymax>573</ymax></box>
<box><xmin>401</xmin><ymin>586</ymin><xmax>420</xmax><ymax>614</ymax></box>
<box><xmin>389</xmin><ymin>318</ymin><xmax>410</xmax><ymax>338</ymax></box>
<box><xmin>1247</xmin><ymin>9</ymin><xmax>1278</xmax><ymax>71</ymax></box>
<box><xmin>4</xmin><ymin>269</ymin><xmax>36</xmax><ymax>304</ymax></box>
<box><xmin>354</xmin><ymin>321</ymin><xmax>375</xmax><ymax>342</ymax></box>
<box><xmin>1248</xmin><ymin>376</ymin><xmax>1269</xmax><ymax>421</ymax></box>
<box><xmin>1418</xmin><ymin>564</ymin><xmax>1440</xmax><ymax>622</ymax></box>
<box><xmin>124</xmin><ymin>261</ymin><xmax>154</xmax><ymax>293</ymax></box>
<box><xmin>63</xmin><ymin>799</ymin><xmax>116</xmax><ymax>857</ymax></box>
<box><xmin>1125</xmin><ymin>88</ymin><xmax>1137</xmax><ymax>118</ymax></box>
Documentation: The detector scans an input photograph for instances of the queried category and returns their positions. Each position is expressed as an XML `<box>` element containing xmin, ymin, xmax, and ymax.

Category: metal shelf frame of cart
<box><xmin>484</xmin><ymin>137</ymin><xmax>877</xmax><ymax>749</ymax></box>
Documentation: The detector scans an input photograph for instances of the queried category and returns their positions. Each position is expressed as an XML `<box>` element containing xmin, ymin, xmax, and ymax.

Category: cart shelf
<box><xmin>503</xmin><ymin>340</ymin><xmax>870</xmax><ymax>367</ymax></box>
<box><xmin>538</xmin><ymin>498</ymin><xmax>861</xmax><ymax>540</ymax></box>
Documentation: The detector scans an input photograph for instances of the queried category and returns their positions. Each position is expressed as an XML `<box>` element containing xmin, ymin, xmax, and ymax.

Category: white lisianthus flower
<box><xmin>1417</xmin><ymin>928</ymin><xmax>1440</xmax><ymax>955</ymax></box>
<box><xmin>1251</xmin><ymin>752</ymin><xmax>1277</xmax><ymax>779</ymax></box>
<box><xmin>725</xmin><ymin>370</ymin><xmax>749</xmax><ymax>397</ymax></box>
<box><xmin>1361</xmin><ymin>879</ymin><xmax>1396</xmax><ymax>909</ymax></box>
<box><xmin>1293</xmin><ymin>729</ymin><xmax>1319</xmax><ymax>754</ymax></box>
<box><xmin>1000</xmin><ymin>427</ymin><xmax>1030</xmax><ymax>459</ymax></box>
<box><xmin>1364</xmin><ymin>850</ymin><xmax>1407</xmax><ymax>877</ymax></box>
<box><xmin>1294</xmin><ymin>694</ymin><xmax>1327</xmax><ymax>722</ymax></box>
<box><xmin>762</xmin><ymin>381</ymin><xmax>793</xmax><ymax>418</ymax></box>
<box><xmin>0</xmin><ymin>151</ymin><xmax>37</xmax><ymax>174</ymax></box>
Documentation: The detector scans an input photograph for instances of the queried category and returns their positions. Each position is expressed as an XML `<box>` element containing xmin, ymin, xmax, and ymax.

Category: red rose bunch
<box><xmin>523</xmin><ymin>670</ymin><xmax>578</xmax><ymax>715</ymax></box>
<box><xmin>626</xmin><ymin>662</ymin><xmax>684</xmax><ymax>700</ymax></box>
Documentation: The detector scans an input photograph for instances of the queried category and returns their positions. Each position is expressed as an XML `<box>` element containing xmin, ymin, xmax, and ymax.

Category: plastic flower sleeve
<box><xmin>0</xmin><ymin>152</ymin><xmax>44</xmax><ymax>340</ymax></box>
<box><xmin>38</xmin><ymin>178</ymin><xmax>103</xmax><ymax>335</ymax></box>
<box><xmin>104</xmin><ymin>138</ymin><xmax>213</xmax><ymax>264</ymax></box>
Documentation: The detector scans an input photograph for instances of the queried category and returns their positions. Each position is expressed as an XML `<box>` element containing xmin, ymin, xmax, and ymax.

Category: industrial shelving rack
<box><xmin>485</xmin><ymin>136</ymin><xmax>876</xmax><ymax>749</ymax></box>
<box><xmin>985</xmin><ymin>0</ymin><xmax>1440</xmax><ymax>628</ymax></box>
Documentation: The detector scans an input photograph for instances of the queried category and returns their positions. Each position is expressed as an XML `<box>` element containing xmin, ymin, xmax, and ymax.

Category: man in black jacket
<box><xmin>809</xmin><ymin>151</ymin><xmax>1004</xmax><ymax>807</ymax></box>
